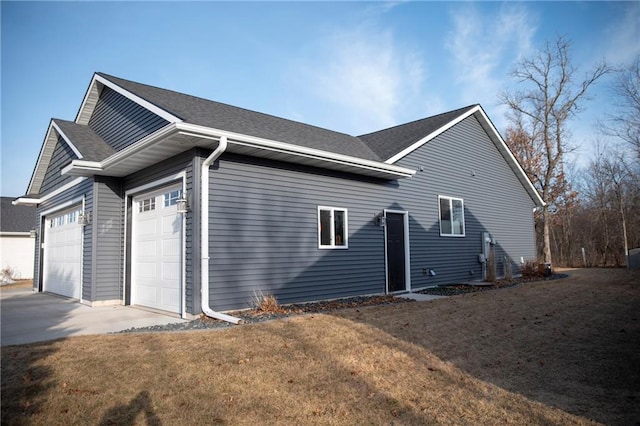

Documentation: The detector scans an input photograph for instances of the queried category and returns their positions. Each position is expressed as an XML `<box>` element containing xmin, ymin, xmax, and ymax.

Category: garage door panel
<box><xmin>44</xmin><ymin>207</ymin><xmax>82</xmax><ymax>299</ymax></box>
<box><xmin>137</xmin><ymin>217</ymin><xmax>157</xmax><ymax>236</ymax></box>
<box><xmin>162</xmin><ymin>215</ymin><xmax>180</xmax><ymax>234</ymax></box>
<box><xmin>136</xmin><ymin>240</ymin><xmax>158</xmax><ymax>257</ymax></box>
<box><xmin>132</xmin><ymin>185</ymin><xmax>182</xmax><ymax>314</ymax></box>
<box><xmin>161</xmin><ymin>238</ymin><xmax>180</xmax><ymax>257</ymax></box>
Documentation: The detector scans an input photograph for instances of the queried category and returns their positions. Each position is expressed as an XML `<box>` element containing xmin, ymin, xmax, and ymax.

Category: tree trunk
<box><xmin>542</xmin><ymin>205</ymin><xmax>552</xmax><ymax>264</ymax></box>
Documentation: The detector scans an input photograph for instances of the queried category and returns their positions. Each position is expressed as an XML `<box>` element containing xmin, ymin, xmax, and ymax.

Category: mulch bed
<box><xmin>120</xmin><ymin>275</ymin><xmax>569</xmax><ymax>334</ymax></box>
<box><xmin>418</xmin><ymin>273</ymin><xmax>569</xmax><ymax>296</ymax></box>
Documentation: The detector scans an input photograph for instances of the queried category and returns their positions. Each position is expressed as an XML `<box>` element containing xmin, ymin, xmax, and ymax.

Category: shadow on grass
<box><xmin>1</xmin><ymin>272</ymin><xmax>85</xmax><ymax>424</ymax></box>
<box><xmin>332</xmin><ymin>268</ymin><xmax>640</xmax><ymax>425</ymax></box>
<box><xmin>99</xmin><ymin>390</ymin><xmax>161</xmax><ymax>426</ymax></box>
<box><xmin>0</xmin><ymin>342</ymin><xmax>58</xmax><ymax>423</ymax></box>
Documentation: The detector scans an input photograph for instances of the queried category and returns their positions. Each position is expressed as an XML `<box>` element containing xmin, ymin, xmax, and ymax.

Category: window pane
<box><xmin>164</xmin><ymin>190</ymin><xmax>182</xmax><ymax>207</ymax></box>
<box><xmin>452</xmin><ymin>199</ymin><xmax>464</xmax><ymax>235</ymax></box>
<box><xmin>439</xmin><ymin>198</ymin><xmax>452</xmax><ymax>235</ymax></box>
<box><xmin>334</xmin><ymin>210</ymin><xmax>345</xmax><ymax>246</ymax></box>
<box><xmin>320</xmin><ymin>209</ymin><xmax>331</xmax><ymax>246</ymax></box>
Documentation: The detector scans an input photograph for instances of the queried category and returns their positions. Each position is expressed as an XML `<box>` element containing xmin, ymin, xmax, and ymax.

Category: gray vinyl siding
<box><xmin>33</xmin><ymin>178</ymin><xmax>93</xmax><ymax>297</ymax></box>
<box><xmin>123</xmin><ymin>149</ymin><xmax>197</xmax><ymax>313</ymax></box>
<box><xmin>91</xmin><ymin>177</ymin><xmax>123</xmax><ymax>301</ymax></box>
<box><xmin>88</xmin><ymin>86</ymin><xmax>169</xmax><ymax>151</ymax></box>
<box><xmin>207</xmin><ymin>154</ymin><xmax>394</xmax><ymax>311</ymax></box>
<box><xmin>39</xmin><ymin>136</ymin><xmax>76</xmax><ymax>195</ymax></box>
<box><xmin>206</xmin><ymin>115</ymin><xmax>537</xmax><ymax>310</ymax></box>
<box><xmin>394</xmin><ymin>115</ymin><xmax>537</xmax><ymax>286</ymax></box>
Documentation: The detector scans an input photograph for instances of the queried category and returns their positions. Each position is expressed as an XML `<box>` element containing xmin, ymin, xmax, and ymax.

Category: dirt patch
<box><xmin>2</xmin><ymin>269</ymin><xmax>638</xmax><ymax>425</ymax></box>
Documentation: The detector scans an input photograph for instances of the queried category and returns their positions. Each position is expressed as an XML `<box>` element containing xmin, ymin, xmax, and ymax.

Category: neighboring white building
<box><xmin>1</xmin><ymin>197</ymin><xmax>36</xmax><ymax>280</ymax></box>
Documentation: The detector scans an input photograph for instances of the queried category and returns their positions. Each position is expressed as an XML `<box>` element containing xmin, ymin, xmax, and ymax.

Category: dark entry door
<box><xmin>386</xmin><ymin>212</ymin><xmax>406</xmax><ymax>292</ymax></box>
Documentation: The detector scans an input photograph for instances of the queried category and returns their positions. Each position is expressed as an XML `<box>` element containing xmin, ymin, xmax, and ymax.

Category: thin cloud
<box><xmin>302</xmin><ymin>26</ymin><xmax>427</xmax><ymax>134</ymax></box>
<box><xmin>445</xmin><ymin>3</ymin><xmax>537</xmax><ymax>110</ymax></box>
<box><xmin>604</xmin><ymin>2</ymin><xmax>640</xmax><ymax>65</ymax></box>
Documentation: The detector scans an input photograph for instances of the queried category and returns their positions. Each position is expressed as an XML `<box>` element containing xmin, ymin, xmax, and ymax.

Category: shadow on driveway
<box><xmin>1</xmin><ymin>288</ymin><xmax>187</xmax><ymax>346</ymax></box>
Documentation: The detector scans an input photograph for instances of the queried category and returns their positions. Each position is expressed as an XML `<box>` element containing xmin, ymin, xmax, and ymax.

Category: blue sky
<box><xmin>1</xmin><ymin>1</ymin><xmax>638</xmax><ymax>196</ymax></box>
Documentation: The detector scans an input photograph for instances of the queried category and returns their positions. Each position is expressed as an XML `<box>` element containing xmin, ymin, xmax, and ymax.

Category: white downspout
<box><xmin>201</xmin><ymin>136</ymin><xmax>243</xmax><ymax>324</ymax></box>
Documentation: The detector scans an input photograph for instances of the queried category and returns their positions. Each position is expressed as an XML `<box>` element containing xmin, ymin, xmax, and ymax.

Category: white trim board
<box><xmin>76</xmin><ymin>73</ymin><xmax>183</xmax><ymax>125</ymax></box>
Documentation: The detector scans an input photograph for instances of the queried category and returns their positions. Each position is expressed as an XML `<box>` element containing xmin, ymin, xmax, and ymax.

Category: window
<box><xmin>318</xmin><ymin>206</ymin><xmax>348</xmax><ymax>249</ymax></box>
<box><xmin>439</xmin><ymin>196</ymin><xmax>465</xmax><ymax>236</ymax></box>
<box><xmin>164</xmin><ymin>189</ymin><xmax>182</xmax><ymax>207</ymax></box>
<box><xmin>139</xmin><ymin>197</ymin><xmax>156</xmax><ymax>212</ymax></box>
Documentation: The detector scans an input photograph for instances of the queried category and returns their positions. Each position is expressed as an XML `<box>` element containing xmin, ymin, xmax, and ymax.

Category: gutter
<box><xmin>200</xmin><ymin>136</ymin><xmax>243</xmax><ymax>324</ymax></box>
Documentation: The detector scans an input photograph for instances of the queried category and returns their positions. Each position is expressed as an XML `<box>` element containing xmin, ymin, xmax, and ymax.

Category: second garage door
<box><xmin>43</xmin><ymin>206</ymin><xmax>83</xmax><ymax>299</ymax></box>
<box><xmin>132</xmin><ymin>185</ymin><xmax>183</xmax><ymax>313</ymax></box>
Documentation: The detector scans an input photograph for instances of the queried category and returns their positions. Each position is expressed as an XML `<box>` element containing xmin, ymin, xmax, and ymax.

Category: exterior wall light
<box><xmin>375</xmin><ymin>212</ymin><xmax>386</xmax><ymax>227</ymax></box>
<box><xmin>176</xmin><ymin>196</ymin><xmax>189</xmax><ymax>214</ymax></box>
<box><xmin>78</xmin><ymin>211</ymin><xmax>91</xmax><ymax>226</ymax></box>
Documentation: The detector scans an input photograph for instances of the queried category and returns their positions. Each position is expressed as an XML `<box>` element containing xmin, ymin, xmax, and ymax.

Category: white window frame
<box><xmin>438</xmin><ymin>195</ymin><xmax>465</xmax><ymax>237</ymax></box>
<box><xmin>317</xmin><ymin>206</ymin><xmax>348</xmax><ymax>249</ymax></box>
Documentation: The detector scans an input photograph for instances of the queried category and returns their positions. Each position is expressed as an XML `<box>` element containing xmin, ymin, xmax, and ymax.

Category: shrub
<box><xmin>520</xmin><ymin>260</ymin><xmax>542</xmax><ymax>279</ymax></box>
<box><xmin>251</xmin><ymin>290</ymin><xmax>285</xmax><ymax>314</ymax></box>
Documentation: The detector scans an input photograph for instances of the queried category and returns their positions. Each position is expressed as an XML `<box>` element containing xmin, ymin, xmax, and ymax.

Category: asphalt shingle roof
<box><xmin>53</xmin><ymin>119</ymin><xmax>115</xmax><ymax>162</ymax></box>
<box><xmin>97</xmin><ymin>73</ymin><xmax>382</xmax><ymax>162</ymax></box>
<box><xmin>1</xmin><ymin>197</ymin><xmax>36</xmax><ymax>232</ymax></box>
<box><xmin>358</xmin><ymin>105</ymin><xmax>478</xmax><ymax>161</ymax></box>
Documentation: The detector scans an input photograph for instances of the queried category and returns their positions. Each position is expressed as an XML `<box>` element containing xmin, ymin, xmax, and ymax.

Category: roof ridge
<box><xmin>357</xmin><ymin>104</ymin><xmax>478</xmax><ymax>138</ymax></box>
<box><xmin>96</xmin><ymin>72</ymin><xmax>361</xmax><ymax>140</ymax></box>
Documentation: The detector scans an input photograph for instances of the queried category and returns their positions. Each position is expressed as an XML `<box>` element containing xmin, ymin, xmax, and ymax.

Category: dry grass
<box><xmin>0</xmin><ymin>279</ymin><xmax>33</xmax><ymax>290</ymax></box>
<box><xmin>2</xmin><ymin>269</ymin><xmax>639</xmax><ymax>425</ymax></box>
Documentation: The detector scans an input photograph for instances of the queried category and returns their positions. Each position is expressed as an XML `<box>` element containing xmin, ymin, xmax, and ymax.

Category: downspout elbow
<box><xmin>201</xmin><ymin>136</ymin><xmax>243</xmax><ymax>325</ymax></box>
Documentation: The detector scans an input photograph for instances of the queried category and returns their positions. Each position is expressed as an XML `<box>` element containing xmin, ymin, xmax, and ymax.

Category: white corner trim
<box><xmin>51</xmin><ymin>121</ymin><xmax>83</xmax><ymax>159</ymax></box>
<box><xmin>385</xmin><ymin>106</ymin><xmax>480</xmax><ymax>164</ymax></box>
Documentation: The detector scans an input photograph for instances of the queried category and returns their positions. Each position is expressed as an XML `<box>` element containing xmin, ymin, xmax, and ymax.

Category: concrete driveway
<box><xmin>1</xmin><ymin>287</ymin><xmax>187</xmax><ymax>346</ymax></box>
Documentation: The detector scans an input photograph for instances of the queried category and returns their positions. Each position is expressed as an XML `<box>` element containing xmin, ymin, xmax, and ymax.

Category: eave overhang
<box><xmin>62</xmin><ymin>123</ymin><xmax>416</xmax><ymax>181</ymax></box>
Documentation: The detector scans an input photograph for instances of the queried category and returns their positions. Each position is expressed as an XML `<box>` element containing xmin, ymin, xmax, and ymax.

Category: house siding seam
<box><xmin>394</xmin><ymin>114</ymin><xmax>537</xmax><ymax>284</ymax></box>
<box><xmin>39</xmin><ymin>135</ymin><xmax>77</xmax><ymax>195</ymax></box>
<box><xmin>33</xmin><ymin>178</ymin><xmax>94</xmax><ymax>296</ymax></box>
<box><xmin>123</xmin><ymin>149</ymin><xmax>196</xmax><ymax>313</ymax></box>
<box><xmin>88</xmin><ymin>86</ymin><xmax>169</xmax><ymax>151</ymax></box>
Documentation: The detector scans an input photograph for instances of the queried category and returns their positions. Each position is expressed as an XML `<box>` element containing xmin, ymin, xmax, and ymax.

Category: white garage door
<box><xmin>132</xmin><ymin>185</ymin><xmax>183</xmax><ymax>313</ymax></box>
<box><xmin>43</xmin><ymin>206</ymin><xmax>83</xmax><ymax>299</ymax></box>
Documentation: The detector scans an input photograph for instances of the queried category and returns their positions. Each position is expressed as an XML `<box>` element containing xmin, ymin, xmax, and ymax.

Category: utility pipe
<box><xmin>200</xmin><ymin>136</ymin><xmax>243</xmax><ymax>324</ymax></box>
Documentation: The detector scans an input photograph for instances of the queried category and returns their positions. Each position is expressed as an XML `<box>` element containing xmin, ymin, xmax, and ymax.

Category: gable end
<box><xmin>87</xmin><ymin>85</ymin><xmax>171</xmax><ymax>151</ymax></box>
<box><xmin>39</xmin><ymin>134</ymin><xmax>78</xmax><ymax>194</ymax></box>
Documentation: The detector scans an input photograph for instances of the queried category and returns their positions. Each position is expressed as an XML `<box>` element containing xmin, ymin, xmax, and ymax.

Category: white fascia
<box><xmin>61</xmin><ymin>160</ymin><xmax>103</xmax><ymax>175</ymax></box>
<box><xmin>385</xmin><ymin>106</ymin><xmax>480</xmax><ymax>165</ymax></box>
<box><xmin>76</xmin><ymin>73</ymin><xmax>183</xmax><ymax>125</ymax></box>
<box><xmin>51</xmin><ymin>121</ymin><xmax>83</xmax><ymax>159</ymax></box>
<box><xmin>175</xmin><ymin>122</ymin><xmax>416</xmax><ymax>179</ymax></box>
<box><xmin>13</xmin><ymin>177</ymin><xmax>88</xmax><ymax>206</ymax></box>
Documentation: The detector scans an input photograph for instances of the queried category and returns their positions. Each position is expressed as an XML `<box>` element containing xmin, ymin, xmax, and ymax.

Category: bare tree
<box><xmin>500</xmin><ymin>36</ymin><xmax>609</xmax><ymax>264</ymax></box>
<box><xmin>600</xmin><ymin>55</ymin><xmax>640</xmax><ymax>158</ymax></box>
